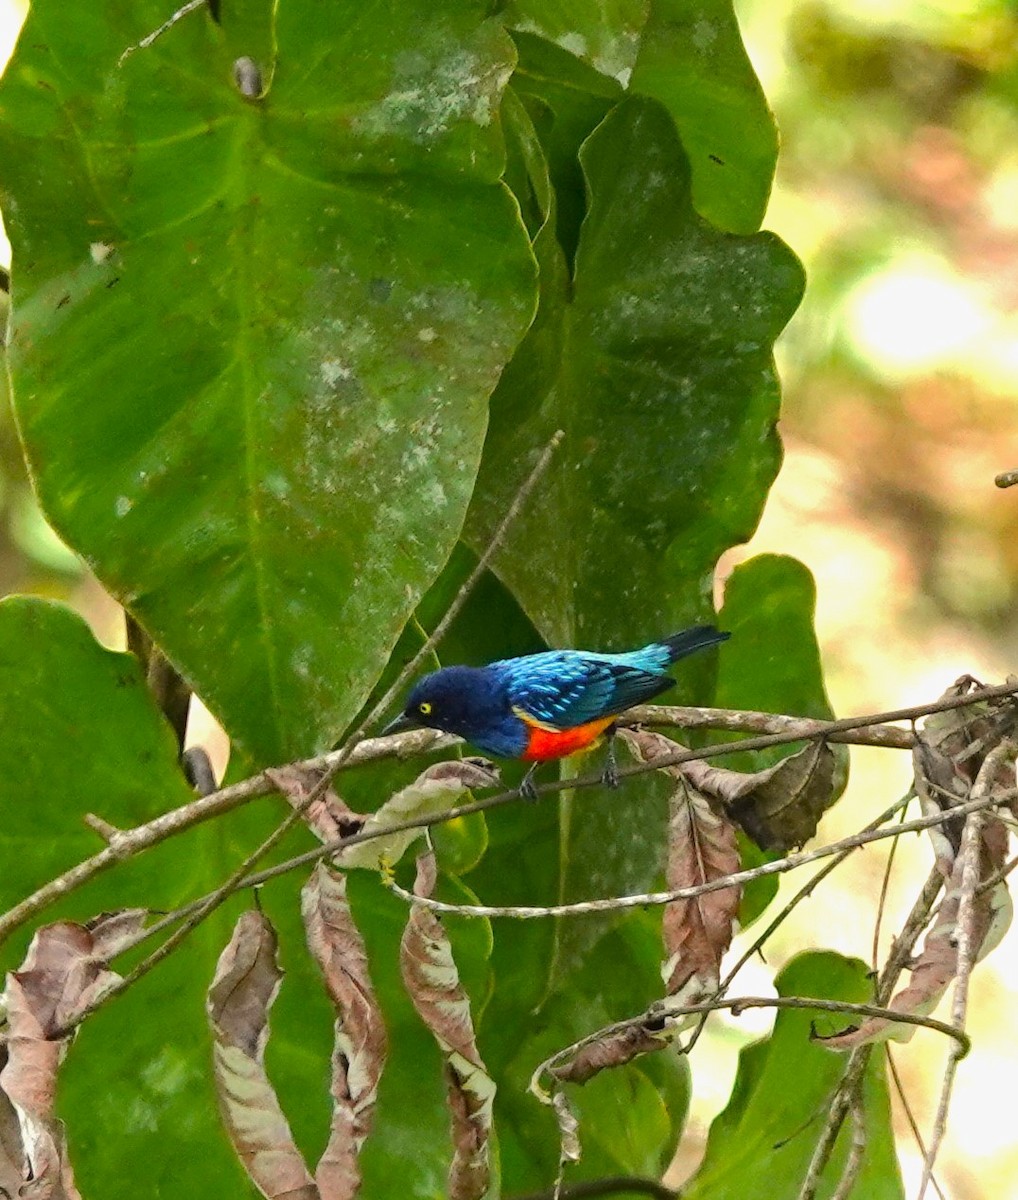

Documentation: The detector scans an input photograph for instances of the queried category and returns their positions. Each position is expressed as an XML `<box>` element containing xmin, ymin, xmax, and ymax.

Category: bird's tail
<box><xmin>656</xmin><ymin>625</ymin><xmax>730</xmax><ymax>665</ymax></box>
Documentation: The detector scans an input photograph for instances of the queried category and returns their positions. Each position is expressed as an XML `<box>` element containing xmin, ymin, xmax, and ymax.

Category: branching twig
<box><xmin>916</xmin><ymin>741</ymin><xmax>1017</xmax><ymax>1199</ymax></box>
<box><xmin>380</xmin><ymin>791</ymin><xmax>1007</xmax><ymax>921</ymax></box>
<box><xmin>3</xmin><ymin>681</ymin><xmax>1010</xmax><ymax>949</ymax></box>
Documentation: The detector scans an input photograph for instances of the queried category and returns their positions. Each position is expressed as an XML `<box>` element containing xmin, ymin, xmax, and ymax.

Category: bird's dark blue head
<box><xmin>382</xmin><ymin>665</ymin><xmax>525</xmax><ymax>757</ymax></box>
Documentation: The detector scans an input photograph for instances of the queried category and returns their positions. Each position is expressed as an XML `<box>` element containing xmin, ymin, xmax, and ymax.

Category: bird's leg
<box><xmin>601</xmin><ymin>723</ymin><xmax>620</xmax><ymax>789</ymax></box>
<box><xmin>518</xmin><ymin>763</ymin><xmax>541</xmax><ymax>802</ymax></box>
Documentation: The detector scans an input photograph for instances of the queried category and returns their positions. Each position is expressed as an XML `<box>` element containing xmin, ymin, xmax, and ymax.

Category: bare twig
<box><xmin>796</xmin><ymin>1046</ymin><xmax>872</xmax><ymax>1200</ymax></box>
<box><xmin>628</xmin><ymin>705</ymin><xmax>913</xmax><ymax>749</ymax></box>
<box><xmin>511</xmin><ymin>1177</ymin><xmax>675</xmax><ymax>1200</ymax></box>
<box><xmin>3</xmin><ymin>681</ymin><xmax>1011</xmax><ymax>949</ymax></box>
<box><xmin>916</xmin><ymin>741</ymin><xmax>1017</xmax><ymax>1200</ymax></box>
<box><xmin>379</xmin><ymin>790</ymin><xmax>1006</xmax><ymax>921</ymax></box>
<box><xmin>886</xmin><ymin>1049</ymin><xmax>948</xmax><ymax>1200</ymax></box>
<box><xmin>829</xmin><ymin>1099</ymin><xmax>867</xmax><ymax>1200</ymax></box>
<box><xmin>118</xmin><ymin>0</ymin><xmax>208</xmax><ymax>64</ymax></box>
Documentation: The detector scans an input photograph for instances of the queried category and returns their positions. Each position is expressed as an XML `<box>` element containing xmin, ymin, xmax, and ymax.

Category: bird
<box><xmin>381</xmin><ymin>626</ymin><xmax>730</xmax><ymax>799</ymax></box>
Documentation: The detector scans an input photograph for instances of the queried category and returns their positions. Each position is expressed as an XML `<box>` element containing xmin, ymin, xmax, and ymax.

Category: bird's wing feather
<box><xmin>497</xmin><ymin>652</ymin><xmax>673</xmax><ymax>730</ymax></box>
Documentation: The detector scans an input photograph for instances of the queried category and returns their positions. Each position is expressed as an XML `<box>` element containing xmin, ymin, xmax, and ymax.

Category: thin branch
<box><xmin>916</xmin><ymin>740</ymin><xmax>1016</xmax><ymax>1200</ymax></box>
<box><xmin>531</xmin><ymin>995</ymin><xmax>968</xmax><ymax>1097</ymax></box>
<box><xmin>118</xmin><ymin>0</ymin><xmax>208</xmax><ymax>64</ymax></box>
<box><xmin>380</xmin><ymin>791</ymin><xmax>1006</xmax><ymax>921</ymax></box>
<box><xmin>511</xmin><ymin>1177</ymin><xmax>675</xmax><ymax>1200</ymax></box>
<box><xmin>829</xmin><ymin>1100</ymin><xmax>866</xmax><ymax>1200</ymax></box>
<box><xmin>628</xmin><ymin>705</ymin><xmax>913</xmax><ymax>749</ymax></box>
<box><xmin>3</xmin><ymin>680</ymin><xmax>1011</xmax><ymax>949</ymax></box>
<box><xmin>795</xmin><ymin>1046</ymin><xmax>872</xmax><ymax>1200</ymax></box>
<box><xmin>886</xmin><ymin>1049</ymin><xmax>948</xmax><ymax>1200</ymax></box>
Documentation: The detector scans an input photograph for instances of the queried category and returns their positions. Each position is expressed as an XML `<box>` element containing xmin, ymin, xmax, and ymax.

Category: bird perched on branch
<box><xmin>382</xmin><ymin>626</ymin><xmax>730</xmax><ymax>799</ymax></box>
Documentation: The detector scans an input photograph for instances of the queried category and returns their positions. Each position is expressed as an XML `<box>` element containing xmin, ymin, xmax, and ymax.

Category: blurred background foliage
<box><xmin>0</xmin><ymin>0</ymin><xmax>1017</xmax><ymax>1195</ymax></box>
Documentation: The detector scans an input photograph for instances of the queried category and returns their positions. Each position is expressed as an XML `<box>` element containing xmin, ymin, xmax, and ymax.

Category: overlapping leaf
<box><xmin>503</xmin><ymin>0</ymin><xmax>776</xmax><ymax>231</ymax></box>
<box><xmin>468</xmin><ymin>97</ymin><xmax>803</xmax><ymax>651</ymax></box>
<box><xmin>207</xmin><ymin>911</ymin><xmax>315</xmax><ymax>1200</ymax></box>
<box><xmin>0</xmin><ymin>0</ymin><xmax>537</xmax><ymax>762</ymax></box>
<box><xmin>400</xmin><ymin>853</ymin><xmax>494</xmax><ymax>1200</ymax></box>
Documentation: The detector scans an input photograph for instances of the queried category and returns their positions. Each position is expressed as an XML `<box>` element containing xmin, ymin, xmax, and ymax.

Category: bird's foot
<box><xmin>601</xmin><ymin>727</ymin><xmax>620</xmax><ymax>789</ymax></box>
<box><xmin>518</xmin><ymin>765</ymin><xmax>540</xmax><ymax>803</ymax></box>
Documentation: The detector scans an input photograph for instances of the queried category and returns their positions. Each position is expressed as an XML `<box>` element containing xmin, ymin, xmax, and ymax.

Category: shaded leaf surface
<box><xmin>207</xmin><ymin>910</ymin><xmax>316</xmax><ymax>1200</ymax></box>
<box><xmin>504</xmin><ymin>0</ymin><xmax>776</xmax><ymax>230</ymax></box>
<box><xmin>468</xmin><ymin>97</ymin><xmax>803</xmax><ymax>652</ymax></box>
<box><xmin>0</xmin><ymin>597</ymin><xmax>194</xmax><ymax>920</ymax></box>
<box><xmin>682</xmin><ymin>952</ymin><xmax>903</xmax><ymax>1200</ymax></box>
<box><xmin>400</xmin><ymin>853</ymin><xmax>494</xmax><ymax>1200</ymax></box>
<box><xmin>0</xmin><ymin>0</ymin><xmax>537</xmax><ymax>762</ymax></box>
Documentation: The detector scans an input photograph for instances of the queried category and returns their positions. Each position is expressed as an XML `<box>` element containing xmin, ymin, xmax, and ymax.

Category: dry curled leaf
<box><xmin>207</xmin><ymin>910</ymin><xmax>316</xmax><ymax>1200</ymax></box>
<box><xmin>0</xmin><ymin>914</ymin><xmax>142</xmax><ymax>1200</ymax></box>
<box><xmin>819</xmin><ymin>815</ymin><xmax>1010</xmax><ymax>1050</ymax></box>
<box><xmin>548</xmin><ymin>1017</ymin><xmax>673</xmax><ymax>1086</ymax></box>
<box><xmin>302</xmin><ymin>863</ymin><xmax>387</xmax><ymax>1200</ymax></box>
<box><xmin>338</xmin><ymin>758</ymin><xmax>500</xmax><ymax>871</ymax></box>
<box><xmin>620</xmin><ymin>726</ymin><xmax>836</xmax><ymax>852</ymax></box>
<box><xmin>400</xmin><ymin>852</ymin><xmax>494</xmax><ymax>1200</ymax></box>
<box><xmin>267</xmin><ymin>765</ymin><xmax>365</xmax><ymax>845</ymax></box>
<box><xmin>914</xmin><ymin>678</ymin><xmax>1018</xmax><ymax>872</ymax></box>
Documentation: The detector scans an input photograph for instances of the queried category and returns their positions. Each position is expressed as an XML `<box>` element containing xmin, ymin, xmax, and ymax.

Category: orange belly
<box><xmin>519</xmin><ymin>716</ymin><xmax>615</xmax><ymax>762</ymax></box>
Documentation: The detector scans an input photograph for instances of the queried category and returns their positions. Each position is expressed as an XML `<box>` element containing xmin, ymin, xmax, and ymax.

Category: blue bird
<box><xmin>382</xmin><ymin>626</ymin><xmax>729</xmax><ymax>798</ymax></box>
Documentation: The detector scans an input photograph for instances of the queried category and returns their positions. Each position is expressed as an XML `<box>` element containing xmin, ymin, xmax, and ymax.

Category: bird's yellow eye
<box><xmin>419</xmin><ymin>701</ymin><xmax>433</xmax><ymax>716</ymax></box>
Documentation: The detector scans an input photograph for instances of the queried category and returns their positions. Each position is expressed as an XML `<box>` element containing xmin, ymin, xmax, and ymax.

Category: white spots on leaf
<box><xmin>353</xmin><ymin>44</ymin><xmax>511</xmax><ymax>142</ymax></box>
<box><xmin>90</xmin><ymin>241</ymin><xmax>114</xmax><ymax>264</ymax></box>
<box><xmin>417</xmin><ymin>327</ymin><xmax>437</xmax><ymax>344</ymax></box>
<box><xmin>114</xmin><ymin>495</ymin><xmax>131</xmax><ymax>517</ymax></box>
<box><xmin>265</xmin><ymin>472</ymin><xmax>290</xmax><ymax>499</ymax></box>
<box><xmin>556</xmin><ymin>31</ymin><xmax>588</xmax><ymax>58</ymax></box>
<box><xmin>320</xmin><ymin>358</ymin><xmax>352</xmax><ymax>386</ymax></box>
<box><xmin>692</xmin><ymin>19</ymin><xmax>718</xmax><ymax>52</ymax></box>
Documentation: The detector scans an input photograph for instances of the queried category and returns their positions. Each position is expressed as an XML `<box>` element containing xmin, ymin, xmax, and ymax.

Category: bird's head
<box><xmin>381</xmin><ymin>666</ymin><xmax>503</xmax><ymax>740</ymax></box>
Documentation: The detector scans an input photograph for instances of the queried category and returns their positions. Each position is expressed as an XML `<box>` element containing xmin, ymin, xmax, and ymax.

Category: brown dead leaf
<box><xmin>0</xmin><ymin>915</ymin><xmax>142</xmax><ymax>1199</ymax></box>
<box><xmin>549</xmin><ymin>1018</ymin><xmax>673</xmax><ymax>1086</ymax></box>
<box><xmin>661</xmin><ymin>775</ymin><xmax>741</xmax><ymax>1007</ymax></box>
<box><xmin>400</xmin><ymin>852</ymin><xmax>494</xmax><ymax>1200</ymax></box>
<box><xmin>267</xmin><ymin>766</ymin><xmax>364</xmax><ymax>845</ymax></box>
<box><xmin>207</xmin><ymin>910</ymin><xmax>316</xmax><ymax>1200</ymax></box>
<box><xmin>819</xmin><ymin>815</ymin><xmax>1010</xmax><ymax>1050</ymax></box>
<box><xmin>620</xmin><ymin>726</ymin><xmax>836</xmax><ymax>851</ymax></box>
<box><xmin>302</xmin><ymin>863</ymin><xmax>387</xmax><ymax>1200</ymax></box>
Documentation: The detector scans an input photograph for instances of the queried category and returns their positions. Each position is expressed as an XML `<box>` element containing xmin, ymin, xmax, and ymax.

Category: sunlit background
<box><xmin>1</xmin><ymin>0</ymin><xmax>1017</xmax><ymax>1195</ymax></box>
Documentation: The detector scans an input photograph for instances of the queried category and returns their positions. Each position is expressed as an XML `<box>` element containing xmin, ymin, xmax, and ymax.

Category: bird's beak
<box><xmin>381</xmin><ymin>712</ymin><xmax>417</xmax><ymax>737</ymax></box>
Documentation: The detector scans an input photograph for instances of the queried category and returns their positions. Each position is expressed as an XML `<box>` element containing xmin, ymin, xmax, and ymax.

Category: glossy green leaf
<box><xmin>0</xmin><ymin>596</ymin><xmax>193</xmax><ymax>916</ymax></box>
<box><xmin>0</xmin><ymin>0</ymin><xmax>537</xmax><ymax>763</ymax></box>
<box><xmin>504</xmin><ymin>0</ymin><xmax>777</xmax><ymax>230</ymax></box>
<box><xmin>468</xmin><ymin>96</ymin><xmax>804</xmax><ymax>653</ymax></box>
<box><xmin>682</xmin><ymin>951</ymin><xmax>904</xmax><ymax>1200</ymax></box>
<box><xmin>0</xmin><ymin>595</ymin><xmax>280</xmax><ymax>1195</ymax></box>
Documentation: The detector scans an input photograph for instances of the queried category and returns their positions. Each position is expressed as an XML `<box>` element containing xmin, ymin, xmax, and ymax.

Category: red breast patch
<box><xmin>519</xmin><ymin>716</ymin><xmax>614</xmax><ymax>762</ymax></box>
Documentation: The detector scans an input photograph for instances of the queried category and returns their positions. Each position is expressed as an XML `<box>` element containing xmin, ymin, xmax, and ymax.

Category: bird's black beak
<box><xmin>381</xmin><ymin>712</ymin><xmax>417</xmax><ymax>737</ymax></box>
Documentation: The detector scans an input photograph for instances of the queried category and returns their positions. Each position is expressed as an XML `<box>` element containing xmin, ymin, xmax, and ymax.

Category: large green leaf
<box><xmin>503</xmin><ymin>0</ymin><xmax>777</xmax><ymax>230</ymax></box>
<box><xmin>0</xmin><ymin>596</ymin><xmax>276</xmax><ymax>1194</ymax></box>
<box><xmin>0</xmin><ymin>596</ymin><xmax>193</xmax><ymax>920</ymax></box>
<box><xmin>468</xmin><ymin>95</ymin><xmax>804</xmax><ymax>652</ymax></box>
<box><xmin>0</xmin><ymin>0</ymin><xmax>537</xmax><ymax>763</ymax></box>
<box><xmin>682</xmin><ymin>951</ymin><xmax>904</xmax><ymax>1200</ymax></box>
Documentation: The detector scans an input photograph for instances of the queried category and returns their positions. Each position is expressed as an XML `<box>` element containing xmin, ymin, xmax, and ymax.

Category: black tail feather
<box><xmin>661</xmin><ymin>625</ymin><xmax>730</xmax><ymax>663</ymax></box>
